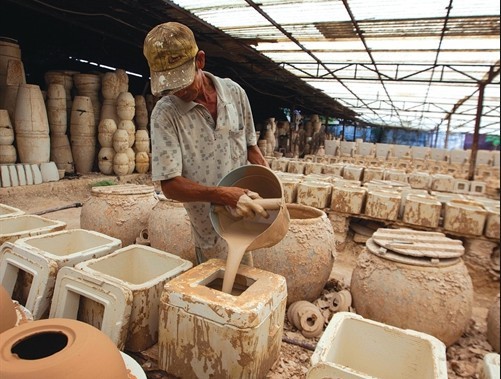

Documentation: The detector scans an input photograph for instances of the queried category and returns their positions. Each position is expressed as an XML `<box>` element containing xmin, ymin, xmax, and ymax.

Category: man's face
<box><xmin>171</xmin><ymin>69</ymin><xmax>200</xmax><ymax>102</ymax></box>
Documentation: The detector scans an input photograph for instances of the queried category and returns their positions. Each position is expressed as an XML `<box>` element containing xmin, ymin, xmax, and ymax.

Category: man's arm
<box><xmin>247</xmin><ymin>145</ymin><xmax>269</xmax><ymax>167</ymax></box>
<box><xmin>160</xmin><ymin>176</ymin><xmax>247</xmax><ymax>207</ymax></box>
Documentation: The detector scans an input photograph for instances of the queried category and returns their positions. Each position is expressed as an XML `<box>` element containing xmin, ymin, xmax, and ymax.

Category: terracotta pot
<box><xmin>80</xmin><ymin>184</ymin><xmax>158</xmax><ymax>247</ymax></box>
<box><xmin>252</xmin><ymin>203</ymin><xmax>336</xmax><ymax>305</ymax></box>
<box><xmin>98</xmin><ymin>147</ymin><xmax>115</xmax><ymax>175</ymax></box>
<box><xmin>350</xmin><ymin>233</ymin><xmax>474</xmax><ymax>347</ymax></box>
<box><xmin>112</xmin><ymin>152</ymin><xmax>129</xmax><ymax>176</ymax></box>
<box><xmin>487</xmin><ymin>294</ymin><xmax>500</xmax><ymax>353</ymax></box>
<box><xmin>98</xmin><ymin>118</ymin><xmax>117</xmax><ymax>148</ymax></box>
<box><xmin>0</xmin><ymin>284</ymin><xmax>17</xmax><ymax>333</ymax></box>
<box><xmin>0</xmin><ymin>318</ymin><xmax>129</xmax><ymax>379</ymax></box>
<box><xmin>148</xmin><ymin>198</ymin><xmax>196</xmax><ymax>265</ymax></box>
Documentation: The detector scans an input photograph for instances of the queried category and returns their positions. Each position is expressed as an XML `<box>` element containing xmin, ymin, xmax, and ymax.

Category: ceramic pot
<box><xmin>14</xmin><ymin>84</ymin><xmax>50</xmax><ymax>164</ymax></box>
<box><xmin>252</xmin><ymin>203</ymin><xmax>336</xmax><ymax>304</ymax></box>
<box><xmin>0</xmin><ymin>284</ymin><xmax>17</xmax><ymax>333</ymax></box>
<box><xmin>98</xmin><ymin>147</ymin><xmax>115</xmax><ymax>175</ymax></box>
<box><xmin>350</xmin><ymin>232</ymin><xmax>474</xmax><ymax>347</ymax></box>
<box><xmin>0</xmin><ymin>318</ymin><xmax>129</xmax><ymax>379</ymax></box>
<box><xmin>98</xmin><ymin>118</ymin><xmax>117</xmax><ymax>148</ymax></box>
<box><xmin>50</xmin><ymin>133</ymin><xmax>74</xmax><ymax>173</ymax></box>
<box><xmin>116</xmin><ymin>92</ymin><xmax>135</xmax><ymax>121</ymax></box>
<box><xmin>112</xmin><ymin>152</ymin><xmax>129</xmax><ymax>176</ymax></box>
<box><xmin>148</xmin><ymin>198</ymin><xmax>196</xmax><ymax>265</ymax></box>
<box><xmin>80</xmin><ymin>184</ymin><xmax>158</xmax><ymax>247</ymax></box>
<box><xmin>487</xmin><ymin>294</ymin><xmax>500</xmax><ymax>353</ymax></box>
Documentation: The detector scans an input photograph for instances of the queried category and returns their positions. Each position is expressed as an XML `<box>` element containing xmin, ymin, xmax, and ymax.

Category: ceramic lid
<box><xmin>367</xmin><ymin>228</ymin><xmax>465</xmax><ymax>266</ymax></box>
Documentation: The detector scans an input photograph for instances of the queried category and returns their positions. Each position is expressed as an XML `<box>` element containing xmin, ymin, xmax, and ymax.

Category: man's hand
<box><xmin>231</xmin><ymin>190</ymin><xmax>269</xmax><ymax>219</ymax></box>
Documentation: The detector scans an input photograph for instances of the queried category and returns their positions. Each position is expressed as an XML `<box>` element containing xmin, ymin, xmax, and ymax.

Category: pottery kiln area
<box><xmin>0</xmin><ymin>165</ymin><xmax>499</xmax><ymax>378</ymax></box>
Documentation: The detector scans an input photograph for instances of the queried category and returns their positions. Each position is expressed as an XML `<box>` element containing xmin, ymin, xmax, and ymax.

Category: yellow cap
<box><xmin>143</xmin><ymin>22</ymin><xmax>199</xmax><ymax>96</ymax></box>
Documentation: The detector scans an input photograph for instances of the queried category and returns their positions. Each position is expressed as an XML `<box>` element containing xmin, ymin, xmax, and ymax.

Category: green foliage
<box><xmin>91</xmin><ymin>180</ymin><xmax>116</xmax><ymax>187</ymax></box>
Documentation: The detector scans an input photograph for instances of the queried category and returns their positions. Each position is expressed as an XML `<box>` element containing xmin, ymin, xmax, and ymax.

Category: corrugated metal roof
<box><xmin>171</xmin><ymin>0</ymin><xmax>500</xmax><ymax>134</ymax></box>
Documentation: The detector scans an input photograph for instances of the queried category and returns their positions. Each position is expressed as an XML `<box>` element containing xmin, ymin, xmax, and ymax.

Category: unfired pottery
<box><xmin>80</xmin><ymin>184</ymin><xmax>158</xmax><ymax>247</ymax></box>
<box><xmin>350</xmin><ymin>230</ymin><xmax>474</xmax><ymax>347</ymax></box>
<box><xmin>252</xmin><ymin>203</ymin><xmax>336</xmax><ymax>304</ymax></box>
<box><xmin>487</xmin><ymin>294</ymin><xmax>500</xmax><ymax>353</ymax></box>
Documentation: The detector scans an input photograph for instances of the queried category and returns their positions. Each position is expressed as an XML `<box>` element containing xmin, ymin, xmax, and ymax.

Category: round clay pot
<box><xmin>0</xmin><ymin>284</ymin><xmax>17</xmax><ymax>333</ymax></box>
<box><xmin>80</xmin><ymin>184</ymin><xmax>158</xmax><ymax>247</ymax></box>
<box><xmin>0</xmin><ymin>318</ymin><xmax>129</xmax><ymax>379</ymax></box>
<box><xmin>148</xmin><ymin>197</ymin><xmax>196</xmax><ymax>265</ymax></box>
<box><xmin>135</xmin><ymin>151</ymin><xmax>149</xmax><ymax>174</ymax></box>
<box><xmin>487</xmin><ymin>294</ymin><xmax>500</xmax><ymax>353</ymax></box>
<box><xmin>252</xmin><ymin>203</ymin><xmax>336</xmax><ymax>305</ymax></box>
<box><xmin>112</xmin><ymin>152</ymin><xmax>129</xmax><ymax>176</ymax></box>
<box><xmin>98</xmin><ymin>118</ymin><xmax>117</xmax><ymax>148</ymax></box>
<box><xmin>116</xmin><ymin>92</ymin><xmax>135</xmax><ymax>121</ymax></box>
<box><xmin>350</xmin><ymin>238</ymin><xmax>474</xmax><ymax>347</ymax></box>
<box><xmin>98</xmin><ymin>147</ymin><xmax>115</xmax><ymax>175</ymax></box>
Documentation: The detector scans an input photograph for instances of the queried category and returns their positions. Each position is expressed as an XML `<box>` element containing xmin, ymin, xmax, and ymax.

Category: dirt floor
<box><xmin>1</xmin><ymin>173</ymin><xmax>499</xmax><ymax>378</ymax></box>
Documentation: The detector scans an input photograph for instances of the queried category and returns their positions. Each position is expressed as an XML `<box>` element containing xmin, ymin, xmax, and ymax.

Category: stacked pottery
<box><xmin>14</xmin><ymin>84</ymin><xmax>50</xmax><ymax>164</ymax></box>
<box><xmin>287</xmin><ymin>300</ymin><xmax>324</xmax><ymax>338</ymax></box>
<box><xmin>0</xmin><ymin>37</ymin><xmax>25</xmax><ymax>122</ymax></box>
<box><xmin>97</xmin><ymin>118</ymin><xmax>117</xmax><ymax>175</ymax></box>
<box><xmin>44</xmin><ymin>70</ymin><xmax>74</xmax><ymax>123</ymax></box>
<box><xmin>133</xmin><ymin>129</ymin><xmax>150</xmax><ymax>174</ymax></box>
<box><xmin>115</xmin><ymin>68</ymin><xmax>129</xmax><ymax>93</ymax></box>
<box><xmin>134</xmin><ymin>95</ymin><xmax>148</xmax><ymax>130</ymax></box>
<box><xmin>73</xmin><ymin>73</ymin><xmax>101</xmax><ymax>127</ymax></box>
<box><xmin>46</xmin><ymin>83</ymin><xmax>74</xmax><ymax>173</ymax></box>
<box><xmin>0</xmin><ymin>109</ymin><xmax>17</xmax><ymax>164</ymax></box>
<box><xmin>116</xmin><ymin>91</ymin><xmax>136</xmax><ymax>174</ymax></box>
<box><xmin>100</xmin><ymin>71</ymin><xmax>119</xmax><ymax>124</ymax></box>
<box><xmin>350</xmin><ymin>228</ymin><xmax>474</xmax><ymax>347</ymax></box>
<box><xmin>69</xmin><ymin>96</ymin><xmax>96</xmax><ymax>174</ymax></box>
<box><xmin>112</xmin><ymin>128</ymin><xmax>130</xmax><ymax>176</ymax></box>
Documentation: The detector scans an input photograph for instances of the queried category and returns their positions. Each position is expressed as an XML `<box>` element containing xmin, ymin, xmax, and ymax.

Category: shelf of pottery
<box><xmin>0</xmin><ymin>38</ymin><xmax>155</xmax><ymax>188</ymax></box>
<box><xmin>265</xmin><ymin>154</ymin><xmax>500</xmax><ymax>243</ymax></box>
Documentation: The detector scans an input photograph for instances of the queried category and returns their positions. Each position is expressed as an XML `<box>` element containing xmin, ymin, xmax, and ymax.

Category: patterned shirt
<box><xmin>150</xmin><ymin>72</ymin><xmax>257</xmax><ymax>249</ymax></box>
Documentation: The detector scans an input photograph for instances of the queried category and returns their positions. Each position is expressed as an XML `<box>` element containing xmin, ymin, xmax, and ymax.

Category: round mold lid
<box><xmin>366</xmin><ymin>228</ymin><xmax>465</xmax><ymax>267</ymax></box>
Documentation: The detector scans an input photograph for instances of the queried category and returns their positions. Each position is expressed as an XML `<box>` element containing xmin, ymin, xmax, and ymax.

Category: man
<box><xmin>143</xmin><ymin>22</ymin><xmax>269</xmax><ymax>264</ymax></box>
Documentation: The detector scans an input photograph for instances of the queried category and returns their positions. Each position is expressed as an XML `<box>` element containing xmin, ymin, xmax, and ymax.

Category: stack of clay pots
<box><xmin>100</xmin><ymin>71</ymin><xmax>120</xmax><ymax>124</ymax></box>
<box><xmin>73</xmin><ymin>73</ymin><xmax>101</xmax><ymax>127</ymax></box>
<box><xmin>0</xmin><ymin>109</ymin><xmax>16</xmax><ymax>164</ymax></box>
<box><xmin>46</xmin><ymin>83</ymin><xmax>74</xmax><ymax>173</ymax></box>
<box><xmin>97</xmin><ymin>118</ymin><xmax>117</xmax><ymax>175</ymax></box>
<box><xmin>44</xmin><ymin>70</ymin><xmax>74</xmax><ymax>123</ymax></box>
<box><xmin>134</xmin><ymin>95</ymin><xmax>148</xmax><ymax>129</ymax></box>
<box><xmin>133</xmin><ymin>129</ymin><xmax>150</xmax><ymax>174</ymax></box>
<box><xmin>70</xmin><ymin>95</ymin><xmax>96</xmax><ymax>174</ymax></box>
<box><xmin>115</xmin><ymin>91</ymin><xmax>136</xmax><ymax>175</ymax></box>
<box><xmin>0</xmin><ymin>37</ymin><xmax>26</xmax><ymax>123</ymax></box>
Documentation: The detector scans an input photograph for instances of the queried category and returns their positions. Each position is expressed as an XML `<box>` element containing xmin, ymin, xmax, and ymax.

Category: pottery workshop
<box><xmin>0</xmin><ymin>0</ymin><xmax>500</xmax><ymax>378</ymax></box>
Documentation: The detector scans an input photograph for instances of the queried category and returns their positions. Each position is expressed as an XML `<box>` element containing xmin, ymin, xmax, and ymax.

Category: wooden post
<box><xmin>468</xmin><ymin>82</ymin><xmax>486</xmax><ymax>180</ymax></box>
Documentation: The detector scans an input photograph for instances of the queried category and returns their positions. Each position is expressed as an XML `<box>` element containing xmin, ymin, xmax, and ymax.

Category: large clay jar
<box><xmin>148</xmin><ymin>197</ymin><xmax>196</xmax><ymax>265</ymax></box>
<box><xmin>14</xmin><ymin>84</ymin><xmax>50</xmax><ymax>164</ymax></box>
<box><xmin>80</xmin><ymin>184</ymin><xmax>158</xmax><ymax>247</ymax></box>
<box><xmin>350</xmin><ymin>228</ymin><xmax>474</xmax><ymax>347</ymax></box>
<box><xmin>252</xmin><ymin>203</ymin><xmax>336</xmax><ymax>305</ymax></box>
<box><xmin>0</xmin><ymin>318</ymin><xmax>129</xmax><ymax>379</ymax></box>
<box><xmin>0</xmin><ymin>284</ymin><xmax>17</xmax><ymax>333</ymax></box>
<box><xmin>487</xmin><ymin>294</ymin><xmax>500</xmax><ymax>353</ymax></box>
